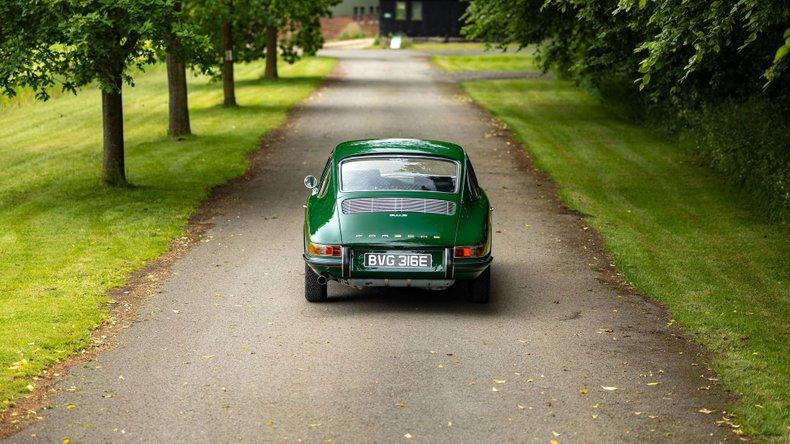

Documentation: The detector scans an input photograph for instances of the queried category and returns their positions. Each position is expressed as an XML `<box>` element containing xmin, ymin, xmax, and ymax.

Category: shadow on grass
<box><xmin>189</xmin><ymin>75</ymin><xmax>327</xmax><ymax>92</ymax></box>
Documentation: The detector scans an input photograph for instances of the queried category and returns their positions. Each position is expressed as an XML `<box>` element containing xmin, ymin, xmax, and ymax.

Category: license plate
<box><xmin>364</xmin><ymin>253</ymin><xmax>432</xmax><ymax>268</ymax></box>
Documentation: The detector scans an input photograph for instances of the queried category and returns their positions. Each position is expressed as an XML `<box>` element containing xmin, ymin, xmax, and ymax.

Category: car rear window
<box><xmin>341</xmin><ymin>156</ymin><xmax>459</xmax><ymax>193</ymax></box>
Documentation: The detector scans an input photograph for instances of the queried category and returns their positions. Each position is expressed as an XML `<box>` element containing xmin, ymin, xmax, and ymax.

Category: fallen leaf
<box><xmin>172</xmin><ymin>310</ymin><xmax>180</xmax><ymax>314</ymax></box>
<box><xmin>698</xmin><ymin>408</ymin><xmax>714</xmax><ymax>414</ymax></box>
<box><xmin>601</xmin><ymin>386</ymin><xmax>618</xmax><ymax>391</ymax></box>
<box><xmin>493</xmin><ymin>379</ymin><xmax>506</xmax><ymax>384</ymax></box>
<box><xmin>517</xmin><ymin>404</ymin><xmax>525</xmax><ymax>410</ymax></box>
<box><xmin>447</xmin><ymin>421</ymin><xmax>453</xmax><ymax>427</ymax></box>
<box><xmin>404</xmin><ymin>433</ymin><xmax>413</xmax><ymax>439</ymax></box>
<box><xmin>550</xmin><ymin>441</ymin><xmax>559</xmax><ymax>444</ymax></box>
<box><xmin>65</xmin><ymin>403</ymin><xmax>76</xmax><ymax>411</ymax></box>
<box><xmin>492</xmin><ymin>387</ymin><xmax>499</xmax><ymax>392</ymax></box>
<box><xmin>552</xmin><ymin>431</ymin><xmax>561</xmax><ymax>437</ymax></box>
<box><xmin>647</xmin><ymin>382</ymin><xmax>660</xmax><ymax>386</ymax></box>
<box><xmin>579</xmin><ymin>388</ymin><xmax>588</xmax><ymax>396</ymax></box>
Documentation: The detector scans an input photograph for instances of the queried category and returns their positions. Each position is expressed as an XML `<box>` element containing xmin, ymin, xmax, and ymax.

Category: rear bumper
<box><xmin>453</xmin><ymin>254</ymin><xmax>493</xmax><ymax>279</ymax></box>
<box><xmin>303</xmin><ymin>249</ymin><xmax>492</xmax><ymax>282</ymax></box>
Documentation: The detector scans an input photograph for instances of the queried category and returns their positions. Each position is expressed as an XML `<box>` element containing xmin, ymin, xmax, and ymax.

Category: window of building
<box><xmin>395</xmin><ymin>1</ymin><xmax>407</xmax><ymax>20</ymax></box>
<box><xmin>411</xmin><ymin>1</ymin><xmax>422</xmax><ymax>21</ymax></box>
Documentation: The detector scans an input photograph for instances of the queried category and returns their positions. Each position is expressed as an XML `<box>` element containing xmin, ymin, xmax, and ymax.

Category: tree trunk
<box><xmin>166</xmin><ymin>1</ymin><xmax>191</xmax><ymax>138</ymax></box>
<box><xmin>265</xmin><ymin>25</ymin><xmax>278</xmax><ymax>79</ymax></box>
<box><xmin>101</xmin><ymin>74</ymin><xmax>126</xmax><ymax>186</ymax></box>
<box><xmin>221</xmin><ymin>20</ymin><xmax>236</xmax><ymax>106</ymax></box>
<box><xmin>166</xmin><ymin>51</ymin><xmax>191</xmax><ymax>138</ymax></box>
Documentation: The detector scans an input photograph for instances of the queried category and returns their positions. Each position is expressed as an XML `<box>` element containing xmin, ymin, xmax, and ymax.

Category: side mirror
<box><xmin>304</xmin><ymin>175</ymin><xmax>318</xmax><ymax>190</ymax></box>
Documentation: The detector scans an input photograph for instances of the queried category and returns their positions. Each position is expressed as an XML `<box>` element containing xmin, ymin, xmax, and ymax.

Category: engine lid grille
<box><xmin>341</xmin><ymin>198</ymin><xmax>456</xmax><ymax>216</ymax></box>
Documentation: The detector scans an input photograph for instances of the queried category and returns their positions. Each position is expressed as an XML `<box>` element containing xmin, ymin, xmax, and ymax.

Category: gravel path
<box><xmin>9</xmin><ymin>49</ymin><xmax>732</xmax><ymax>443</ymax></box>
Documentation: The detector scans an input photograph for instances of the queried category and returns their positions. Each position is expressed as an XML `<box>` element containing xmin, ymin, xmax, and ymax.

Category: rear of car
<box><xmin>303</xmin><ymin>139</ymin><xmax>492</xmax><ymax>303</ymax></box>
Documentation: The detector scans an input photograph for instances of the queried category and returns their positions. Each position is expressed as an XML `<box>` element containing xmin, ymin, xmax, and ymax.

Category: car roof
<box><xmin>332</xmin><ymin>138</ymin><xmax>466</xmax><ymax>162</ymax></box>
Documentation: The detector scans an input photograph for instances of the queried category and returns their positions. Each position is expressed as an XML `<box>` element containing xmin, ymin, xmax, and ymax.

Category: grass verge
<box><xmin>454</xmin><ymin>75</ymin><xmax>788</xmax><ymax>437</ymax></box>
<box><xmin>0</xmin><ymin>56</ymin><xmax>336</xmax><ymax>409</ymax></box>
<box><xmin>432</xmin><ymin>53</ymin><xmax>536</xmax><ymax>72</ymax></box>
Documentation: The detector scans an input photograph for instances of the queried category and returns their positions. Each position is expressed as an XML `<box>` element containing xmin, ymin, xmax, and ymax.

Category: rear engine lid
<box><xmin>339</xmin><ymin>197</ymin><xmax>458</xmax><ymax>246</ymax></box>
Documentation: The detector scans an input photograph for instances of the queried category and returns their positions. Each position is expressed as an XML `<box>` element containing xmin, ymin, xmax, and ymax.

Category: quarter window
<box><xmin>318</xmin><ymin>158</ymin><xmax>332</xmax><ymax>197</ymax></box>
<box><xmin>466</xmin><ymin>159</ymin><xmax>481</xmax><ymax>200</ymax></box>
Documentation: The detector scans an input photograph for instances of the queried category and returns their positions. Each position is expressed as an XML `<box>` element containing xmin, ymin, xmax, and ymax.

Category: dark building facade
<box><xmin>379</xmin><ymin>0</ymin><xmax>465</xmax><ymax>38</ymax></box>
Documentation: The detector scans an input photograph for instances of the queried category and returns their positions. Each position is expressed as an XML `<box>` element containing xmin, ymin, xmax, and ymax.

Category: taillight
<box><xmin>454</xmin><ymin>245</ymin><xmax>487</xmax><ymax>258</ymax></box>
<box><xmin>307</xmin><ymin>241</ymin><xmax>342</xmax><ymax>257</ymax></box>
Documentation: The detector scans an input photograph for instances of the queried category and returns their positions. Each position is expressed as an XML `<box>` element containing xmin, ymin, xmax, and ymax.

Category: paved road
<box><xmin>12</xmin><ymin>50</ymin><xmax>731</xmax><ymax>442</ymax></box>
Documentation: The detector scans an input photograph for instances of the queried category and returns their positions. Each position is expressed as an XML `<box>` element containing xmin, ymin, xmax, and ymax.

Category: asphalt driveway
<box><xmin>10</xmin><ymin>49</ymin><xmax>731</xmax><ymax>442</ymax></box>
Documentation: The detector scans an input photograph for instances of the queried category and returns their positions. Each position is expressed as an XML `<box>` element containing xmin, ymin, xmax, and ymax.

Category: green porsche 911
<box><xmin>302</xmin><ymin>139</ymin><xmax>492</xmax><ymax>303</ymax></box>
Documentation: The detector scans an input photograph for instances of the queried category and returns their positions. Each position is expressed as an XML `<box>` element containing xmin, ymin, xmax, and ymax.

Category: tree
<box><xmin>462</xmin><ymin>0</ymin><xmax>789</xmax><ymax>108</ymax></box>
<box><xmin>166</xmin><ymin>1</ymin><xmax>193</xmax><ymax>138</ymax></box>
<box><xmin>189</xmin><ymin>0</ymin><xmax>336</xmax><ymax>91</ymax></box>
<box><xmin>261</xmin><ymin>0</ymin><xmax>339</xmax><ymax>79</ymax></box>
<box><xmin>0</xmin><ymin>0</ymin><xmax>207</xmax><ymax>185</ymax></box>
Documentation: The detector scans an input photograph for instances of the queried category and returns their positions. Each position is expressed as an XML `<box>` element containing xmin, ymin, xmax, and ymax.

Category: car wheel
<box><xmin>305</xmin><ymin>263</ymin><xmax>328</xmax><ymax>302</ymax></box>
<box><xmin>467</xmin><ymin>265</ymin><xmax>491</xmax><ymax>303</ymax></box>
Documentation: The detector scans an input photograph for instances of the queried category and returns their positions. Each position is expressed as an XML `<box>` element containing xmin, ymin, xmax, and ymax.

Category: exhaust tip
<box><xmin>317</xmin><ymin>274</ymin><xmax>328</xmax><ymax>285</ymax></box>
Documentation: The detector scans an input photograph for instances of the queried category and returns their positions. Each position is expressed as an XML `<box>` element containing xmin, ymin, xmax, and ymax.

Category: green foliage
<box><xmin>0</xmin><ymin>0</ymin><xmax>207</xmax><ymax>97</ymax></box>
<box><xmin>463</xmin><ymin>0</ymin><xmax>789</xmax><ymax>104</ymax></box>
<box><xmin>462</xmin><ymin>0</ymin><xmax>790</xmax><ymax>218</ymax></box>
<box><xmin>688</xmin><ymin>97</ymin><xmax>789</xmax><ymax>219</ymax></box>
<box><xmin>188</xmin><ymin>0</ymin><xmax>338</xmax><ymax>71</ymax></box>
<box><xmin>339</xmin><ymin>30</ymin><xmax>368</xmax><ymax>41</ymax></box>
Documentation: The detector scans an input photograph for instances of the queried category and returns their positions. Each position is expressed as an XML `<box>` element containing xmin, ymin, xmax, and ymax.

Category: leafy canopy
<box><xmin>462</xmin><ymin>0</ymin><xmax>789</xmax><ymax>108</ymax></box>
<box><xmin>0</xmin><ymin>0</ymin><xmax>210</xmax><ymax>99</ymax></box>
<box><xmin>187</xmin><ymin>0</ymin><xmax>338</xmax><ymax>71</ymax></box>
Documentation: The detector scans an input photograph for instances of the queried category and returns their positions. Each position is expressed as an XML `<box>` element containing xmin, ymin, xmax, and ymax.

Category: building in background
<box><xmin>379</xmin><ymin>0</ymin><xmax>465</xmax><ymax>38</ymax></box>
<box><xmin>321</xmin><ymin>0</ymin><xmax>380</xmax><ymax>40</ymax></box>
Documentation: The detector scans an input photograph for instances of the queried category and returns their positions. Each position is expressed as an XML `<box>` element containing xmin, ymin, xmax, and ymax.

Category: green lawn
<box><xmin>456</xmin><ymin>76</ymin><xmax>788</xmax><ymax>437</ymax></box>
<box><xmin>411</xmin><ymin>41</ymin><xmax>523</xmax><ymax>52</ymax></box>
<box><xmin>0</xmin><ymin>56</ymin><xmax>335</xmax><ymax>408</ymax></box>
<box><xmin>432</xmin><ymin>53</ymin><xmax>536</xmax><ymax>72</ymax></box>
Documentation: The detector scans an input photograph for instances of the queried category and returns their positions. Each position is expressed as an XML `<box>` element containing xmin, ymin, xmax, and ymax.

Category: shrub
<box><xmin>688</xmin><ymin>96</ymin><xmax>789</xmax><ymax>220</ymax></box>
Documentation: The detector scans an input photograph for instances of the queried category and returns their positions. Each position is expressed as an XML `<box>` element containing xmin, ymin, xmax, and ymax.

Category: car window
<box><xmin>466</xmin><ymin>159</ymin><xmax>481</xmax><ymax>200</ymax></box>
<box><xmin>318</xmin><ymin>158</ymin><xmax>331</xmax><ymax>197</ymax></box>
<box><xmin>340</xmin><ymin>156</ymin><xmax>459</xmax><ymax>193</ymax></box>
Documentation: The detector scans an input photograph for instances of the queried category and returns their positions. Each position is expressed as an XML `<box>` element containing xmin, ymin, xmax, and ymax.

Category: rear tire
<box><xmin>467</xmin><ymin>266</ymin><xmax>491</xmax><ymax>303</ymax></box>
<box><xmin>305</xmin><ymin>263</ymin><xmax>327</xmax><ymax>302</ymax></box>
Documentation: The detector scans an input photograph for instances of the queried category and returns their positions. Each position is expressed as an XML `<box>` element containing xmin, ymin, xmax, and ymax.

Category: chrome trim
<box><xmin>341</xmin><ymin>246</ymin><xmax>352</xmax><ymax>277</ymax></box>
<box><xmin>303</xmin><ymin>254</ymin><xmax>342</xmax><ymax>267</ymax></box>
<box><xmin>338</xmin><ymin>278</ymin><xmax>455</xmax><ymax>289</ymax></box>
<box><xmin>338</xmin><ymin>155</ymin><xmax>461</xmax><ymax>194</ymax></box>
<box><xmin>341</xmin><ymin>197</ymin><xmax>456</xmax><ymax>216</ymax></box>
<box><xmin>452</xmin><ymin>255</ymin><xmax>493</xmax><ymax>269</ymax></box>
<box><xmin>443</xmin><ymin>247</ymin><xmax>454</xmax><ymax>279</ymax></box>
